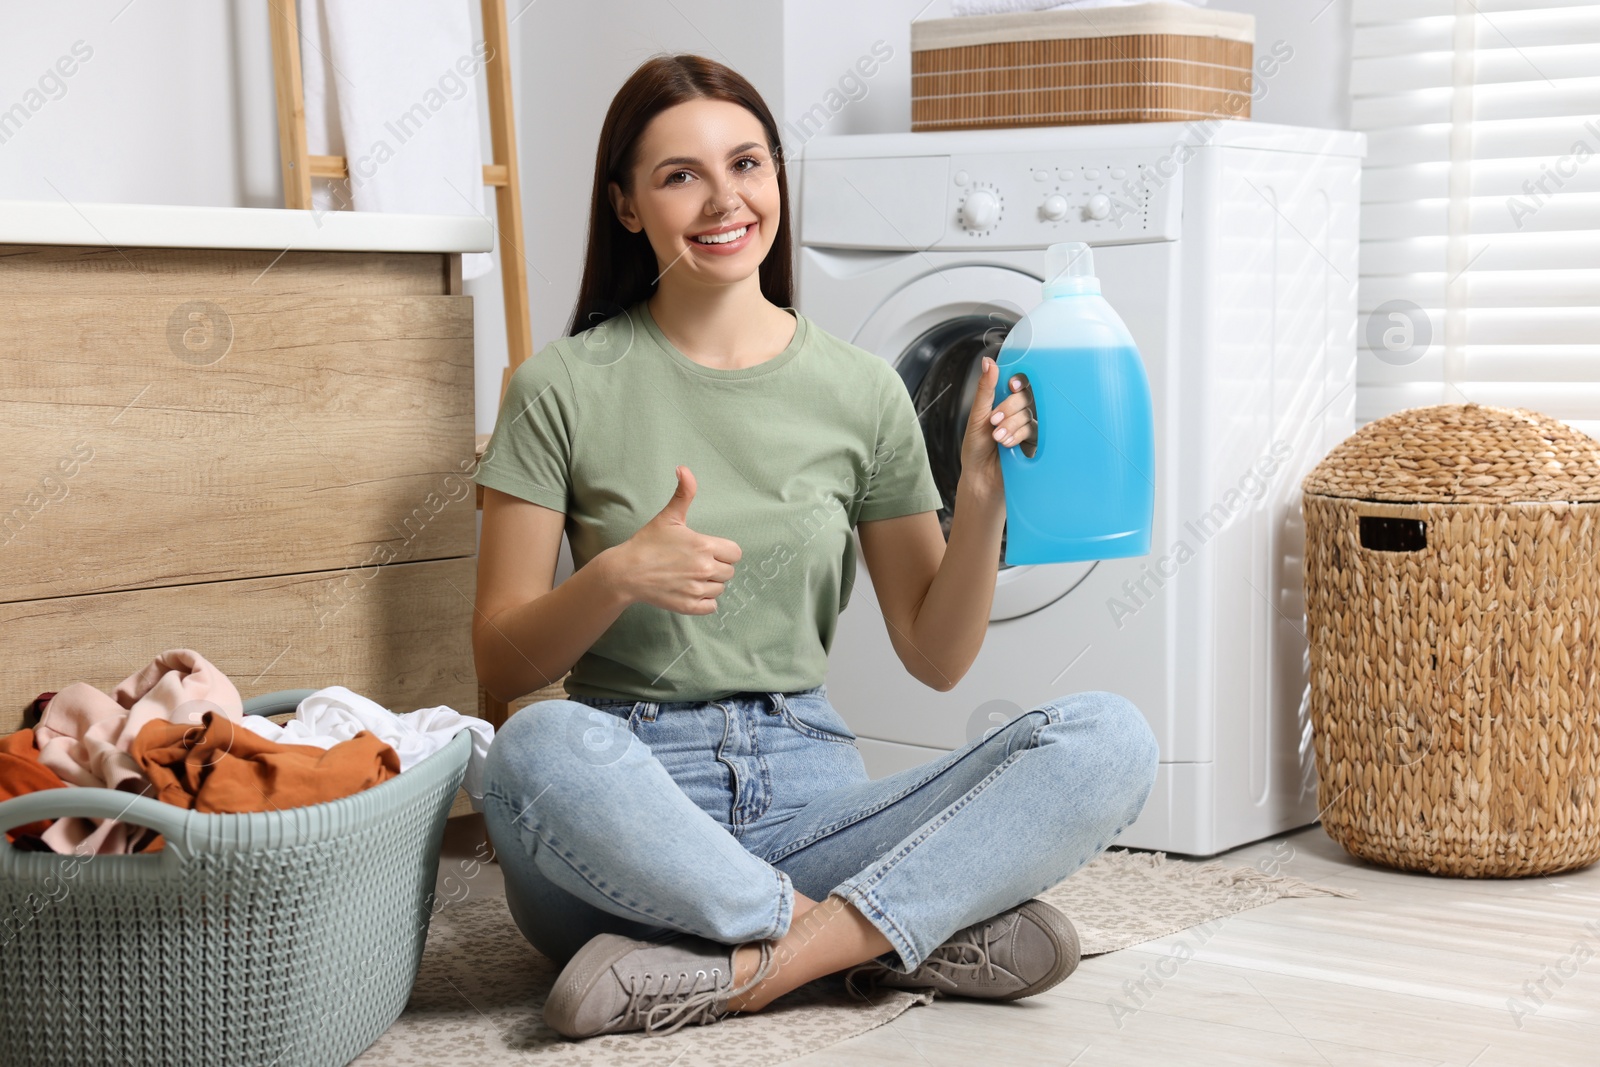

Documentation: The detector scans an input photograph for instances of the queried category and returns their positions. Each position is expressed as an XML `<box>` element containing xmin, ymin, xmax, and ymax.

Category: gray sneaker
<box><xmin>543</xmin><ymin>932</ymin><xmax>776</xmax><ymax>1039</ymax></box>
<box><xmin>844</xmin><ymin>899</ymin><xmax>1080</xmax><ymax>1002</ymax></box>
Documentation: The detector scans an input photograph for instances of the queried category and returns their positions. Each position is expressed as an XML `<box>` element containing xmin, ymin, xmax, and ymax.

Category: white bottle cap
<box><xmin>1043</xmin><ymin>241</ymin><xmax>1100</xmax><ymax>296</ymax></box>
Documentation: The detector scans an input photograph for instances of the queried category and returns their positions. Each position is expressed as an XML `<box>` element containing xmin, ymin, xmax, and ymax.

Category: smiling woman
<box><xmin>470</xmin><ymin>52</ymin><xmax>1155</xmax><ymax>1044</ymax></box>
<box><xmin>603</xmin><ymin>101</ymin><xmax>797</xmax><ymax>369</ymax></box>
<box><xmin>568</xmin><ymin>55</ymin><xmax>793</xmax><ymax>345</ymax></box>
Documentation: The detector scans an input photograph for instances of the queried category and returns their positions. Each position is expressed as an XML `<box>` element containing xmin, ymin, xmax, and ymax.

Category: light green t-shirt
<box><xmin>473</xmin><ymin>302</ymin><xmax>942</xmax><ymax>703</ymax></box>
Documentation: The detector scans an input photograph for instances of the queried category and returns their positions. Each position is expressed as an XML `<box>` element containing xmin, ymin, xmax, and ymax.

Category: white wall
<box><xmin>780</xmin><ymin>0</ymin><xmax>920</xmax><ymax>141</ymax></box>
<box><xmin>0</xmin><ymin>2</ymin><xmax>277</xmax><ymax>207</ymax></box>
<box><xmin>1217</xmin><ymin>0</ymin><xmax>1352</xmax><ymax>130</ymax></box>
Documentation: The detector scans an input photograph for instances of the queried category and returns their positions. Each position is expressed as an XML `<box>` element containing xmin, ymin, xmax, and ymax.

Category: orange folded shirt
<box><xmin>131</xmin><ymin>710</ymin><xmax>401</xmax><ymax>815</ymax></box>
<box><xmin>0</xmin><ymin>728</ymin><xmax>69</xmax><ymax>847</ymax></box>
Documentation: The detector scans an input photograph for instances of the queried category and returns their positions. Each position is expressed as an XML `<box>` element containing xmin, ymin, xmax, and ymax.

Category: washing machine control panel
<box><xmin>948</xmin><ymin>151</ymin><xmax>1179</xmax><ymax>247</ymax></box>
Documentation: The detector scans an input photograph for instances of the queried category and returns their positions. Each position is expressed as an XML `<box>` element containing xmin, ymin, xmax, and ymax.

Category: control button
<box><xmin>1085</xmin><ymin>168</ymin><xmax>1101</xmax><ymax>180</ymax></box>
<box><xmin>961</xmin><ymin>188</ymin><xmax>1002</xmax><ymax>231</ymax></box>
<box><xmin>1034</xmin><ymin>169</ymin><xmax>1049</xmax><ymax>182</ymax></box>
<box><xmin>1040</xmin><ymin>194</ymin><xmax>1069</xmax><ymax>222</ymax></box>
<box><xmin>1110</xmin><ymin>167</ymin><xmax>1127</xmax><ymax>180</ymax></box>
<box><xmin>1058</xmin><ymin>169</ymin><xmax>1076</xmax><ymax>181</ymax></box>
<box><xmin>954</xmin><ymin>170</ymin><xmax>970</xmax><ymax>186</ymax></box>
<box><xmin>1086</xmin><ymin>194</ymin><xmax>1112</xmax><ymax>221</ymax></box>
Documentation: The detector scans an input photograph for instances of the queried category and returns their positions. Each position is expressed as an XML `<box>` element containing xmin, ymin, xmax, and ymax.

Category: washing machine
<box><xmin>796</xmin><ymin>122</ymin><xmax>1365</xmax><ymax>856</ymax></box>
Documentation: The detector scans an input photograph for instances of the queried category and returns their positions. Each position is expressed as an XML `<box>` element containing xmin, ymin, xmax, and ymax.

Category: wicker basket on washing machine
<box><xmin>1301</xmin><ymin>404</ymin><xmax>1600</xmax><ymax>877</ymax></box>
<box><xmin>910</xmin><ymin>3</ymin><xmax>1256</xmax><ymax>131</ymax></box>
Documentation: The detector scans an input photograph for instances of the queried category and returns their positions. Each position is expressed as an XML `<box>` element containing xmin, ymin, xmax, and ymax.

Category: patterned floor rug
<box><xmin>353</xmin><ymin>849</ymin><xmax>1354</xmax><ymax>1065</ymax></box>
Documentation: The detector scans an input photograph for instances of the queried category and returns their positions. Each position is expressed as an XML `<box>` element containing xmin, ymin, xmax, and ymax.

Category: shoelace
<box><xmin>919</xmin><ymin>922</ymin><xmax>1001</xmax><ymax>982</ymax></box>
<box><xmin>843</xmin><ymin>920</ymin><xmax>1003</xmax><ymax>1000</ymax></box>
<box><xmin>631</xmin><ymin>939</ymin><xmax>778</xmax><ymax>1037</ymax></box>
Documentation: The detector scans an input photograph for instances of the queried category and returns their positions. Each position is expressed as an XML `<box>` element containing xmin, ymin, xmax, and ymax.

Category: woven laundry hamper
<box><xmin>1302</xmin><ymin>404</ymin><xmax>1600</xmax><ymax>877</ymax></box>
<box><xmin>0</xmin><ymin>707</ymin><xmax>471</xmax><ymax>1067</ymax></box>
<box><xmin>911</xmin><ymin>2</ymin><xmax>1255</xmax><ymax>131</ymax></box>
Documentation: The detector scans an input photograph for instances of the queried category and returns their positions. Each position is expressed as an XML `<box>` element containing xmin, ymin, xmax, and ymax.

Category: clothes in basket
<box><xmin>239</xmin><ymin>685</ymin><xmax>495</xmax><ymax>812</ymax></box>
<box><xmin>2</xmin><ymin>649</ymin><xmax>494</xmax><ymax>855</ymax></box>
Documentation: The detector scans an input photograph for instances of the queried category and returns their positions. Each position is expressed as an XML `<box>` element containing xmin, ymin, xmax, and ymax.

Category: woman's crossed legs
<box><xmin>480</xmin><ymin>690</ymin><xmax>1157</xmax><ymax>1017</ymax></box>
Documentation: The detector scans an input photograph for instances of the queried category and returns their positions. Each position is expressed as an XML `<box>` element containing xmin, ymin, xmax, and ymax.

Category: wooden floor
<box><xmin>437</xmin><ymin>819</ymin><xmax>1600</xmax><ymax>1065</ymax></box>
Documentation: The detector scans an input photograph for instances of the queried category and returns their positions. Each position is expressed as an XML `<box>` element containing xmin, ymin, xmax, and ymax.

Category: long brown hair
<box><xmin>567</xmin><ymin>55</ymin><xmax>794</xmax><ymax>336</ymax></box>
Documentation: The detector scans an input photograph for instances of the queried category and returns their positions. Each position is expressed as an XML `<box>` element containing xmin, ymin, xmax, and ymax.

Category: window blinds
<box><xmin>1351</xmin><ymin>0</ymin><xmax>1600</xmax><ymax>440</ymax></box>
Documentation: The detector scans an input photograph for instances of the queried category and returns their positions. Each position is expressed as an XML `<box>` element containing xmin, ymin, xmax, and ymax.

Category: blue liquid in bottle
<box><xmin>992</xmin><ymin>242</ymin><xmax>1154</xmax><ymax>565</ymax></box>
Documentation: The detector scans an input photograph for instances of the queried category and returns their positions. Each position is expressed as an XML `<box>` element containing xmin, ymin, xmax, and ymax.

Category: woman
<box><xmin>473</xmin><ymin>54</ymin><xmax>1158</xmax><ymax>1040</ymax></box>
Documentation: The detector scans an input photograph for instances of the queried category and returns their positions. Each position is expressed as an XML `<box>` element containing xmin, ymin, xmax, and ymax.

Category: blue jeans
<box><xmin>481</xmin><ymin>685</ymin><xmax>1157</xmax><ymax>973</ymax></box>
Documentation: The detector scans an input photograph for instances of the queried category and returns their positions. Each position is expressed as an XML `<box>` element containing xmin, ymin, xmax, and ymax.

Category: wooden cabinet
<box><xmin>0</xmin><ymin>244</ymin><xmax>479</xmax><ymax>739</ymax></box>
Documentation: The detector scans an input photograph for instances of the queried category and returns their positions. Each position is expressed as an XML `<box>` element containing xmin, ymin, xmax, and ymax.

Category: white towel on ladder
<box><xmin>298</xmin><ymin>0</ymin><xmax>495</xmax><ymax>279</ymax></box>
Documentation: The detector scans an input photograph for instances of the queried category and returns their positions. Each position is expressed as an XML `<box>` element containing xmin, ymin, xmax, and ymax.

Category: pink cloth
<box><xmin>32</xmin><ymin>649</ymin><xmax>244</xmax><ymax>855</ymax></box>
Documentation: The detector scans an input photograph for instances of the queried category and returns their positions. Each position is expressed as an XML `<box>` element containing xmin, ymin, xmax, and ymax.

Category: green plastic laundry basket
<box><xmin>0</xmin><ymin>708</ymin><xmax>470</xmax><ymax>1067</ymax></box>
<box><xmin>241</xmin><ymin>688</ymin><xmax>319</xmax><ymax>717</ymax></box>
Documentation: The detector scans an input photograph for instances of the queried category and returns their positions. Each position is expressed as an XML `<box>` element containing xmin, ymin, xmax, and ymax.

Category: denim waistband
<box><xmin>567</xmin><ymin>683</ymin><xmax>827</xmax><ymax>715</ymax></box>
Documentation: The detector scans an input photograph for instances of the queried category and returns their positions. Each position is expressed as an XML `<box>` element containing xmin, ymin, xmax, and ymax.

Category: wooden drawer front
<box><xmin>0</xmin><ymin>245</ymin><xmax>451</xmax><ymax>298</ymax></box>
<box><xmin>1</xmin><ymin>294</ymin><xmax>475</xmax><ymax>600</ymax></box>
<box><xmin>0</xmin><ymin>556</ymin><xmax>476</xmax><ymax>734</ymax></box>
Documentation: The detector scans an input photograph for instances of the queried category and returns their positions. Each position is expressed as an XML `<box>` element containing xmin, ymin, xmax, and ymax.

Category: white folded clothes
<box><xmin>240</xmin><ymin>686</ymin><xmax>496</xmax><ymax>812</ymax></box>
<box><xmin>949</xmin><ymin>0</ymin><xmax>1205</xmax><ymax>16</ymax></box>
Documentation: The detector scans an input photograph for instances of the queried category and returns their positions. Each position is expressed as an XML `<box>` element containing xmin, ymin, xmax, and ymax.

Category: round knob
<box><xmin>1086</xmin><ymin>194</ymin><xmax>1112</xmax><ymax>221</ymax></box>
<box><xmin>961</xmin><ymin>189</ymin><xmax>1001</xmax><ymax>232</ymax></box>
<box><xmin>1041</xmin><ymin>194</ymin><xmax>1069</xmax><ymax>222</ymax></box>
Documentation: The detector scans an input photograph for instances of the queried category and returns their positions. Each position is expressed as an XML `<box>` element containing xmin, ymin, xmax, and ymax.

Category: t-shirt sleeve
<box><xmin>856</xmin><ymin>363</ymin><xmax>944</xmax><ymax>523</ymax></box>
<box><xmin>472</xmin><ymin>344</ymin><xmax>575</xmax><ymax>512</ymax></box>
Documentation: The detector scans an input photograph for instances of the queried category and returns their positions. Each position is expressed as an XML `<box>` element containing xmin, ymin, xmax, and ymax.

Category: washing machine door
<box><xmin>853</xmin><ymin>265</ymin><xmax>1095</xmax><ymax>622</ymax></box>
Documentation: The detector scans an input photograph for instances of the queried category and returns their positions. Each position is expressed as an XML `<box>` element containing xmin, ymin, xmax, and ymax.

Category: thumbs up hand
<box><xmin>610</xmin><ymin>466</ymin><xmax>742</xmax><ymax>615</ymax></box>
<box><xmin>653</xmin><ymin>464</ymin><xmax>700</xmax><ymax>528</ymax></box>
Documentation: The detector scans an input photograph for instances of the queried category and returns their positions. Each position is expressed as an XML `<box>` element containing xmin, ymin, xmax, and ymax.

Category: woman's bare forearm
<box><xmin>475</xmin><ymin>548</ymin><xmax>633</xmax><ymax>702</ymax></box>
<box><xmin>904</xmin><ymin>482</ymin><xmax>1005</xmax><ymax>690</ymax></box>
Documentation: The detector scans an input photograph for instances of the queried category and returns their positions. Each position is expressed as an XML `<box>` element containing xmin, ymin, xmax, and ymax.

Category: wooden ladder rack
<box><xmin>268</xmin><ymin>0</ymin><xmax>537</xmax><ymax>728</ymax></box>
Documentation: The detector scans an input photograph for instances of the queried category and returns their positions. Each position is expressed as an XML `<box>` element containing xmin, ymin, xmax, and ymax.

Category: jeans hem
<box><xmin>836</xmin><ymin>884</ymin><xmax>922</xmax><ymax>973</ymax></box>
<box><xmin>766</xmin><ymin>867</ymin><xmax>795</xmax><ymax>942</ymax></box>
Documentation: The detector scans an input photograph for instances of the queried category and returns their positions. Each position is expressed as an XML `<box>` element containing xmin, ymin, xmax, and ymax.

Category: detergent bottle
<box><xmin>992</xmin><ymin>241</ymin><xmax>1154</xmax><ymax>565</ymax></box>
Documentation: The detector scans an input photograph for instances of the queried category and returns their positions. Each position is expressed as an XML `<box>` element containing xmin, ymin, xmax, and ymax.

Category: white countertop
<box><xmin>0</xmin><ymin>199</ymin><xmax>494</xmax><ymax>253</ymax></box>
